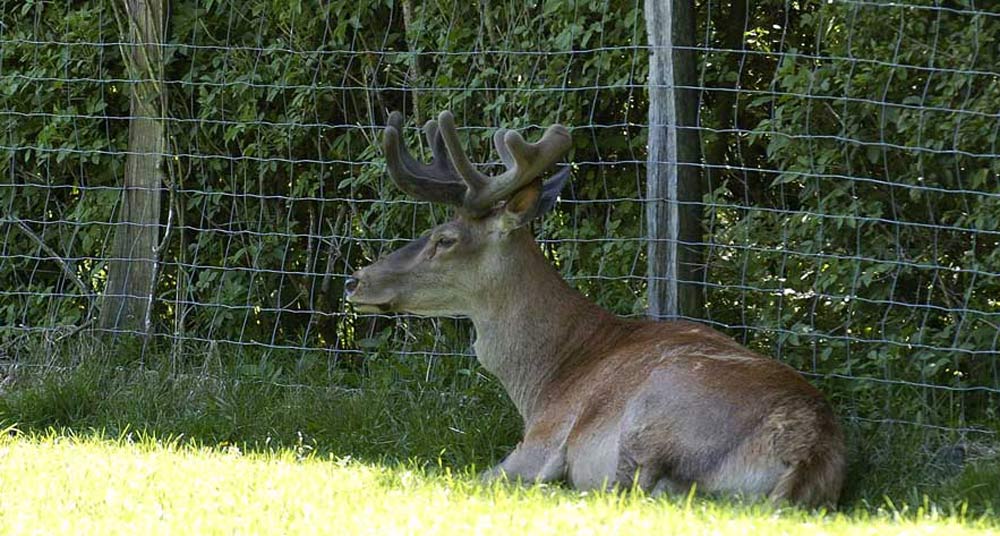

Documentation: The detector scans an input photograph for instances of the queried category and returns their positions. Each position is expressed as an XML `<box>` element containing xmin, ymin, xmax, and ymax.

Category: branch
<box><xmin>5</xmin><ymin>217</ymin><xmax>92</xmax><ymax>296</ymax></box>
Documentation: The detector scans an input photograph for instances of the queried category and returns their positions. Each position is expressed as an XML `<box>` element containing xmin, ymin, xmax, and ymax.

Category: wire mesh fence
<box><xmin>1</xmin><ymin>0</ymin><xmax>998</xmax><ymax>445</ymax></box>
<box><xmin>691</xmin><ymin>0</ymin><xmax>1000</xmax><ymax>441</ymax></box>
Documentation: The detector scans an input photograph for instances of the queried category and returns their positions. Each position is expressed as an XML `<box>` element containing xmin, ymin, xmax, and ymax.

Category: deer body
<box><xmin>346</xmin><ymin>111</ymin><xmax>846</xmax><ymax>507</ymax></box>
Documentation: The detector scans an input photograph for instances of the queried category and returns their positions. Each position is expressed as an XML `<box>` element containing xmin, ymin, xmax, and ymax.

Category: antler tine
<box><xmin>383</xmin><ymin>110</ymin><xmax>572</xmax><ymax>217</ymax></box>
<box><xmin>435</xmin><ymin>110</ymin><xmax>572</xmax><ymax>215</ymax></box>
<box><xmin>436</xmin><ymin>111</ymin><xmax>489</xmax><ymax>191</ymax></box>
<box><xmin>381</xmin><ymin>111</ymin><xmax>467</xmax><ymax>206</ymax></box>
<box><xmin>493</xmin><ymin>128</ymin><xmax>515</xmax><ymax>167</ymax></box>
<box><xmin>475</xmin><ymin>124</ymin><xmax>572</xmax><ymax>211</ymax></box>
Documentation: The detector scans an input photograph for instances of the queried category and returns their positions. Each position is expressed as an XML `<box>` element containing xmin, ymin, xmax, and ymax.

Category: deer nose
<box><xmin>344</xmin><ymin>275</ymin><xmax>360</xmax><ymax>296</ymax></box>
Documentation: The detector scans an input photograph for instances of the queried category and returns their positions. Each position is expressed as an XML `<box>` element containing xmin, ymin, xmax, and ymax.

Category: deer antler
<box><xmin>382</xmin><ymin>110</ymin><xmax>571</xmax><ymax>217</ymax></box>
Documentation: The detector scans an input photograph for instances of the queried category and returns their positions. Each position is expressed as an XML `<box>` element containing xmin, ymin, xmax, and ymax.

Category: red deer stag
<box><xmin>345</xmin><ymin>110</ymin><xmax>846</xmax><ymax>507</ymax></box>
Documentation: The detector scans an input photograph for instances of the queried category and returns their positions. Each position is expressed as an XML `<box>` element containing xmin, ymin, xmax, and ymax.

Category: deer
<box><xmin>344</xmin><ymin>110</ymin><xmax>846</xmax><ymax>507</ymax></box>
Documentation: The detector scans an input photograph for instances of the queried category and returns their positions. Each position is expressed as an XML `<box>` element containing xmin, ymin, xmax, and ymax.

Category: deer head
<box><xmin>345</xmin><ymin>111</ymin><xmax>572</xmax><ymax>317</ymax></box>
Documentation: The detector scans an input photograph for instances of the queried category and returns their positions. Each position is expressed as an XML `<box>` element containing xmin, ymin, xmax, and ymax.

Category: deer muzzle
<box><xmin>344</xmin><ymin>269</ymin><xmax>395</xmax><ymax>313</ymax></box>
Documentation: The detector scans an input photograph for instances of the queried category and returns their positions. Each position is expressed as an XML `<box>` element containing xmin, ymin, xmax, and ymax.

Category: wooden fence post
<box><xmin>645</xmin><ymin>0</ymin><xmax>703</xmax><ymax>320</ymax></box>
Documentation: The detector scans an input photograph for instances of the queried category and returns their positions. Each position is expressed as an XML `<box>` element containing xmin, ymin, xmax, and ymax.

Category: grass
<box><xmin>0</xmin><ymin>431</ymin><xmax>996</xmax><ymax>535</ymax></box>
<box><xmin>0</xmin><ymin>335</ymin><xmax>521</xmax><ymax>470</ymax></box>
<box><xmin>0</xmin><ymin>335</ymin><xmax>998</xmax><ymax>533</ymax></box>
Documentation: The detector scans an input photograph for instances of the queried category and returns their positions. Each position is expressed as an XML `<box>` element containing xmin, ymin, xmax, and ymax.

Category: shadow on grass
<box><xmin>0</xmin><ymin>335</ymin><xmax>521</xmax><ymax>474</ymax></box>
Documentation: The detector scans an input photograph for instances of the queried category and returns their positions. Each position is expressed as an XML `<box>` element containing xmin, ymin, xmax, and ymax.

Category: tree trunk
<box><xmin>100</xmin><ymin>0</ymin><xmax>166</xmax><ymax>334</ymax></box>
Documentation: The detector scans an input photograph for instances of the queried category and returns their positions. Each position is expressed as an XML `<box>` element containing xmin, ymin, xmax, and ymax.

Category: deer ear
<box><xmin>496</xmin><ymin>182</ymin><xmax>543</xmax><ymax>234</ymax></box>
<box><xmin>499</xmin><ymin>166</ymin><xmax>570</xmax><ymax>234</ymax></box>
<box><xmin>495</xmin><ymin>168</ymin><xmax>570</xmax><ymax>234</ymax></box>
<box><xmin>536</xmin><ymin>167</ymin><xmax>570</xmax><ymax>216</ymax></box>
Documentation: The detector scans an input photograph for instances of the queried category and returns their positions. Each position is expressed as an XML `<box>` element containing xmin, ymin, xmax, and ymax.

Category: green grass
<box><xmin>0</xmin><ymin>337</ymin><xmax>520</xmax><ymax>468</ymax></box>
<box><xmin>0</xmin><ymin>336</ymin><xmax>998</xmax><ymax>532</ymax></box>
<box><xmin>0</xmin><ymin>431</ymin><xmax>995</xmax><ymax>535</ymax></box>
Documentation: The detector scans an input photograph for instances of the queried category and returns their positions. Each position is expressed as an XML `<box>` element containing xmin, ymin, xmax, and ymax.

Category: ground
<box><xmin>0</xmin><ymin>340</ymin><xmax>997</xmax><ymax>533</ymax></box>
<box><xmin>0</xmin><ymin>432</ymin><xmax>996</xmax><ymax>535</ymax></box>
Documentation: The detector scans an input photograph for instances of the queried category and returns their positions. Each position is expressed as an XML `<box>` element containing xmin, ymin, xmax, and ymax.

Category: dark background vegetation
<box><xmin>1</xmin><ymin>0</ymin><xmax>998</xmax><ymax>509</ymax></box>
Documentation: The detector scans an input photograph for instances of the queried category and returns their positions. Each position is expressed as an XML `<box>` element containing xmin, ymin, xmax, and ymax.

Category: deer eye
<box><xmin>436</xmin><ymin>236</ymin><xmax>458</xmax><ymax>249</ymax></box>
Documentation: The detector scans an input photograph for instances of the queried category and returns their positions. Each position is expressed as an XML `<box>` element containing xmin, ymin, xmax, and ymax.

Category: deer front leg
<box><xmin>481</xmin><ymin>440</ymin><xmax>567</xmax><ymax>484</ymax></box>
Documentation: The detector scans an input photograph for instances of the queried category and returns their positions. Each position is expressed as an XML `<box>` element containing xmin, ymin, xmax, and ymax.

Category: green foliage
<box><xmin>1</xmin><ymin>0</ymin><xmax>647</xmax><ymax>358</ymax></box>
<box><xmin>696</xmin><ymin>0</ymin><xmax>1000</xmax><ymax>435</ymax></box>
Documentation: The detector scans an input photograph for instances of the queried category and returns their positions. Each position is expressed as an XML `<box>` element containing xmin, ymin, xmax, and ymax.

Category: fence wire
<box><xmin>0</xmin><ymin>1</ymin><xmax>998</xmax><ymax>442</ymax></box>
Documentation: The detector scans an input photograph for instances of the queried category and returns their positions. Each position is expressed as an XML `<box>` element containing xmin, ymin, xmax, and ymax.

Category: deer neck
<box><xmin>468</xmin><ymin>230</ymin><xmax>621</xmax><ymax>422</ymax></box>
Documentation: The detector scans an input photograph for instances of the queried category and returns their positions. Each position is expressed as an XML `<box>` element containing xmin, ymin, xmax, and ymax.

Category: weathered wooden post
<box><xmin>645</xmin><ymin>0</ymin><xmax>703</xmax><ymax>319</ymax></box>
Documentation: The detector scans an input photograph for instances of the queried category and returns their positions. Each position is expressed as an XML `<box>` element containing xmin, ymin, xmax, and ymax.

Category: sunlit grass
<box><xmin>0</xmin><ymin>431</ymin><xmax>996</xmax><ymax>535</ymax></box>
